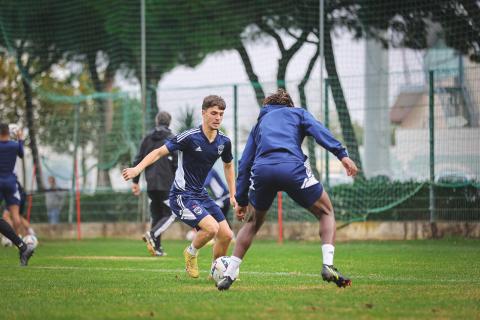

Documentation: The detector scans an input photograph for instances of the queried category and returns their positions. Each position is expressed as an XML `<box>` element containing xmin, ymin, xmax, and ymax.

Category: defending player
<box><xmin>217</xmin><ymin>89</ymin><xmax>358</xmax><ymax>290</ymax></box>
<box><xmin>122</xmin><ymin>95</ymin><xmax>237</xmax><ymax>278</ymax></box>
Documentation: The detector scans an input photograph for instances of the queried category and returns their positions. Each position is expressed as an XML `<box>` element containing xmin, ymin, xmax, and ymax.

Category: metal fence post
<box><xmin>324</xmin><ymin>78</ymin><xmax>330</xmax><ymax>189</ymax></box>
<box><xmin>68</xmin><ymin>104</ymin><xmax>80</xmax><ymax>224</ymax></box>
<box><xmin>233</xmin><ymin>84</ymin><xmax>238</xmax><ymax>175</ymax></box>
<box><xmin>429</xmin><ymin>70</ymin><xmax>435</xmax><ymax>222</ymax></box>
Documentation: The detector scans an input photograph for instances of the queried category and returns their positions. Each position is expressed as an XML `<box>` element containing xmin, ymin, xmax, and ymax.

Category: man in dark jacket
<box><xmin>131</xmin><ymin>112</ymin><xmax>177</xmax><ymax>256</ymax></box>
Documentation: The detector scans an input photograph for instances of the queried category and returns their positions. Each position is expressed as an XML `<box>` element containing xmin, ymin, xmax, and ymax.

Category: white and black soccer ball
<box><xmin>23</xmin><ymin>235</ymin><xmax>38</xmax><ymax>249</ymax></box>
<box><xmin>1</xmin><ymin>235</ymin><xmax>13</xmax><ymax>247</ymax></box>
<box><xmin>185</xmin><ymin>230</ymin><xmax>196</xmax><ymax>242</ymax></box>
<box><xmin>210</xmin><ymin>256</ymin><xmax>239</xmax><ymax>285</ymax></box>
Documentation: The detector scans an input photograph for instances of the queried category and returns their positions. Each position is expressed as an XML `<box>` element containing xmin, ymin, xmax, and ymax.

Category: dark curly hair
<box><xmin>263</xmin><ymin>89</ymin><xmax>294</xmax><ymax>107</ymax></box>
<box><xmin>0</xmin><ymin>123</ymin><xmax>9</xmax><ymax>135</ymax></box>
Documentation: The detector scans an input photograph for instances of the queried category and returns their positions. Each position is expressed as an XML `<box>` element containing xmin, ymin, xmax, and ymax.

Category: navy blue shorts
<box><xmin>169</xmin><ymin>193</ymin><xmax>226</xmax><ymax>228</ymax></box>
<box><xmin>249</xmin><ymin>161</ymin><xmax>323</xmax><ymax>211</ymax></box>
<box><xmin>0</xmin><ymin>177</ymin><xmax>21</xmax><ymax>207</ymax></box>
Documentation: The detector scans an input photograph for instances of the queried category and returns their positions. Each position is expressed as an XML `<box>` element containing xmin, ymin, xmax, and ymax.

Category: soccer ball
<box><xmin>23</xmin><ymin>235</ymin><xmax>38</xmax><ymax>249</ymax></box>
<box><xmin>210</xmin><ymin>256</ymin><xmax>239</xmax><ymax>285</ymax></box>
<box><xmin>1</xmin><ymin>236</ymin><xmax>13</xmax><ymax>247</ymax></box>
<box><xmin>185</xmin><ymin>230</ymin><xmax>196</xmax><ymax>241</ymax></box>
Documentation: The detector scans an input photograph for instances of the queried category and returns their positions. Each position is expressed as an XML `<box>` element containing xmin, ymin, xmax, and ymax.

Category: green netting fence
<box><xmin>0</xmin><ymin>1</ymin><xmax>479</xmax><ymax>224</ymax></box>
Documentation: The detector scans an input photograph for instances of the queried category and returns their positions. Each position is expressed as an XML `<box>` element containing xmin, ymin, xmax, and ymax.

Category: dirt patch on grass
<box><xmin>63</xmin><ymin>255</ymin><xmax>169</xmax><ymax>261</ymax></box>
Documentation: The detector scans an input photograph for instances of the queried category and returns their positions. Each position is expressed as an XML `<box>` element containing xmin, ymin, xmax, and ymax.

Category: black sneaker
<box><xmin>217</xmin><ymin>276</ymin><xmax>235</xmax><ymax>291</ymax></box>
<box><xmin>321</xmin><ymin>264</ymin><xmax>351</xmax><ymax>288</ymax></box>
<box><xmin>154</xmin><ymin>246</ymin><xmax>167</xmax><ymax>257</ymax></box>
<box><xmin>19</xmin><ymin>244</ymin><xmax>35</xmax><ymax>266</ymax></box>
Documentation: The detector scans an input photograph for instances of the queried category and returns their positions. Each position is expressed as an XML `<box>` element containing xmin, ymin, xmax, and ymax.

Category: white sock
<box><xmin>224</xmin><ymin>256</ymin><xmax>242</xmax><ymax>279</ymax></box>
<box><xmin>187</xmin><ymin>243</ymin><xmax>198</xmax><ymax>256</ymax></box>
<box><xmin>322</xmin><ymin>244</ymin><xmax>335</xmax><ymax>266</ymax></box>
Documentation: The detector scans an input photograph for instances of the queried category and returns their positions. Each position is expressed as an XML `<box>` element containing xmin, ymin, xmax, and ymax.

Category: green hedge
<box><xmin>28</xmin><ymin>191</ymin><xmax>140</xmax><ymax>223</ymax></box>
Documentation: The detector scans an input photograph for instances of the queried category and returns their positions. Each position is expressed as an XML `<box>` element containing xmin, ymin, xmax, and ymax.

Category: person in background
<box><xmin>204</xmin><ymin>168</ymin><xmax>231</xmax><ymax>226</ymax></box>
<box><xmin>45</xmin><ymin>176</ymin><xmax>66</xmax><ymax>224</ymax></box>
<box><xmin>131</xmin><ymin>111</ymin><xmax>177</xmax><ymax>257</ymax></box>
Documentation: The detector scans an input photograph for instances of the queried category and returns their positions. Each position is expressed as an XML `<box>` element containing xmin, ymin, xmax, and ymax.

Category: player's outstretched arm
<box><xmin>122</xmin><ymin>145</ymin><xmax>170</xmax><ymax>181</ymax></box>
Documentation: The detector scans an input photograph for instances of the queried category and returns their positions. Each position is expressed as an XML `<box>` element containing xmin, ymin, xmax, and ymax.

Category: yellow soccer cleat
<box><xmin>142</xmin><ymin>232</ymin><xmax>156</xmax><ymax>257</ymax></box>
<box><xmin>183</xmin><ymin>247</ymin><xmax>199</xmax><ymax>278</ymax></box>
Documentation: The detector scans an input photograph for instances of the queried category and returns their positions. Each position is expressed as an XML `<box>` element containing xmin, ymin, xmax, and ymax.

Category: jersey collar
<box><xmin>199</xmin><ymin>124</ymin><xmax>218</xmax><ymax>144</ymax></box>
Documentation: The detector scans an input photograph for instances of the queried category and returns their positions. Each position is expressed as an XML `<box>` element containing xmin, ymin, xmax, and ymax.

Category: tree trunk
<box><xmin>298</xmin><ymin>46</ymin><xmax>320</xmax><ymax>178</ymax></box>
<box><xmin>276</xmin><ymin>32</ymin><xmax>308</xmax><ymax>89</ymax></box>
<box><xmin>88</xmin><ymin>55</ymin><xmax>111</xmax><ymax>188</ymax></box>
<box><xmin>147</xmin><ymin>77</ymin><xmax>158</xmax><ymax>129</ymax></box>
<box><xmin>22</xmin><ymin>78</ymin><xmax>45</xmax><ymax>191</ymax></box>
<box><xmin>81</xmin><ymin>145</ymin><xmax>88</xmax><ymax>187</ymax></box>
<box><xmin>236</xmin><ymin>43</ymin><xmax>265</xmax><ymax>108</ymax></box>
<box><xmin>324</xmin><ymin>29</ymin><xmax>364</xmax><ymax>179</ymax></box>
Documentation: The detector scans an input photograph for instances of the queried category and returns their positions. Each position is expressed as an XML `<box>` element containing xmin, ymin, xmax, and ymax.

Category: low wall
<box><xmin>31</xmin><ymin>221</ymin><xmax>480</xmax><ymax>241</ymax></box>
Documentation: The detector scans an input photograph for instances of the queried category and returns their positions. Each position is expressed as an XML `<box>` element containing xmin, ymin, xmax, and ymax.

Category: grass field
<box><xmin>0</xmin><ymin>238</ymin><xmax>479</xmax><ymax>319</ymax></box>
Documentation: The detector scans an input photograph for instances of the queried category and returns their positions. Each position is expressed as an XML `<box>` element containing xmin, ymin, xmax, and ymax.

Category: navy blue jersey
<box><xmin>165</xmin><ymin>126</ymin><xmax>233</xmax><ymax>197</ymax></box>
<box><xmin>0</xmin><ymin>140</ymin><xmax>24</xmax><ymax>178</ymax></box>
<box><xmin>236</xmin><ymin>105</ymin><xmax>348</xmax><ymax>206</ymax></box>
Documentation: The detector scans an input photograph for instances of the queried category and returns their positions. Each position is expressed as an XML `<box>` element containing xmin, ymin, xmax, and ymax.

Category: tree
<box><xmin>224</xmin><ymin>1</ymin><xmax>362</xmax><ymax>177</ymax></box>
<box><xmin>0</xmin><ymin>55</ymin><xmax>24</xmax><ymax>123</ymax></box>
<box><xmin>355</xmin><ymin>0</ymin><xmax>480</xmax><ymax>62</ymax></box>
<box><xmin>233</xmin><ymin>0</ymin><xmax>480</xmax><ymax>180</ymax></box>
<box><xmin>0</xmin><ymin>0</ymin><xmax>67</xmax><ymax>190</ymax></box>
<box><xmin>51</xmin><ymin>0</ymin><xmax>134</xmax><ymax>188</ymax></box>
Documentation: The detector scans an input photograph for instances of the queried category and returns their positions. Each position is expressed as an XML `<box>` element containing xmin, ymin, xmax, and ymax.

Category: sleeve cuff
<box><xmin>337</xmin><ymin>150</ymin><xmax>349</xmax><ymax>161</ymax></box>
<box><xmin>235</xmin><ymin>194</ymin><xmax>249</xmax><ymax>207</ymax></box>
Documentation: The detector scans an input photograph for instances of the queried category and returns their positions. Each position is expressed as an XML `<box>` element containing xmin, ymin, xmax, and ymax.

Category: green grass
<box><xmin>1</xmin><ymin>238</ymin><xmax>479</xmax><ymax>319</ymax></box>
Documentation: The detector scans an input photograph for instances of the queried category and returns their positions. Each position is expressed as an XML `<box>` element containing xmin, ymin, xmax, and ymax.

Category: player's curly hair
<box><xmin>0</xmin><ymin>123</ymin><xmax>9</xmax><ymax>135</ymax></box>
<box><xmin>263</xmin><ymin>89</ymin><xmax>294</xmax><ymax>107</ymax></box>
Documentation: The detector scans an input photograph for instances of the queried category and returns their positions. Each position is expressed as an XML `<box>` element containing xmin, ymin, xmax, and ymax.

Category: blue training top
<box><xmin>0</xmin><ymin>140</ymin><xmax>24</xmax><ymax>178</ymax></box>
<box><xmin>235</xmin><ymin>105</ymin><xmax>348</xmax><ymax>206</ymax></box>
<box><xmin>165</xmin><ymin>126</ymin><xmax>233</xmax><ymax>197</ymax></box>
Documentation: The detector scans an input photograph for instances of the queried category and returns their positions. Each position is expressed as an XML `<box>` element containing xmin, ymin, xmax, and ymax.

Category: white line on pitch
<box><xmin>27</xmin><ymin>265</ymin><xmax>480</xmax><ymax>284</ymax></box>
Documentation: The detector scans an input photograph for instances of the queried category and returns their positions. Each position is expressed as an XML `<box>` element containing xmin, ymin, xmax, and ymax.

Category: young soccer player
<box><xmin>217</xmin><ymin>89</ymin><xmax>358</xmax><ymax>290</ymax></box>
<box><xmin>0</xmin><ymin>123</ymin><xmax>34</xmax><ymax>265</ymax></box>
<box><xmin>122</xmin><ymin>95</ymin><xmax>237</xmax><ymax>278</ymax></box>
<box><xmin>2</xmin><ymin>179</ymin><xmax>36</xmax><ymax>242</ymax></box>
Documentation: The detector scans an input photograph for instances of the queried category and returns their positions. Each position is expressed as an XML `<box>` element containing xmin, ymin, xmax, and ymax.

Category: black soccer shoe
<box><xmin>154</xmin><ymin>246</ymin><xmax>167</xmax><ymax>257</ymax></box>
<box><xmin>216</xmin><ymin>276</ymin><xmax>235</xmax><ymax>291</ymax></box>
<box><xmin>321</xmin><ymin>264</ymin><xmax>351</xmax><ymax>288</ymax></box>
<box><xmin>19</xmin><ymin>244</ymin><xmax>35</xmax><ymax>267</ymax></box>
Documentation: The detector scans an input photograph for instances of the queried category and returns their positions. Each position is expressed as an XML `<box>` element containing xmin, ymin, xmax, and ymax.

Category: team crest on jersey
<box><xmin>192</xmin><ymin>205</ymin><xmax>203</xmax><ymax>215</ymax></box>
<box><xmin>217</xmin><ymin>144</ymin><xmax>224</xmax><ymax>155</ymax></box>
